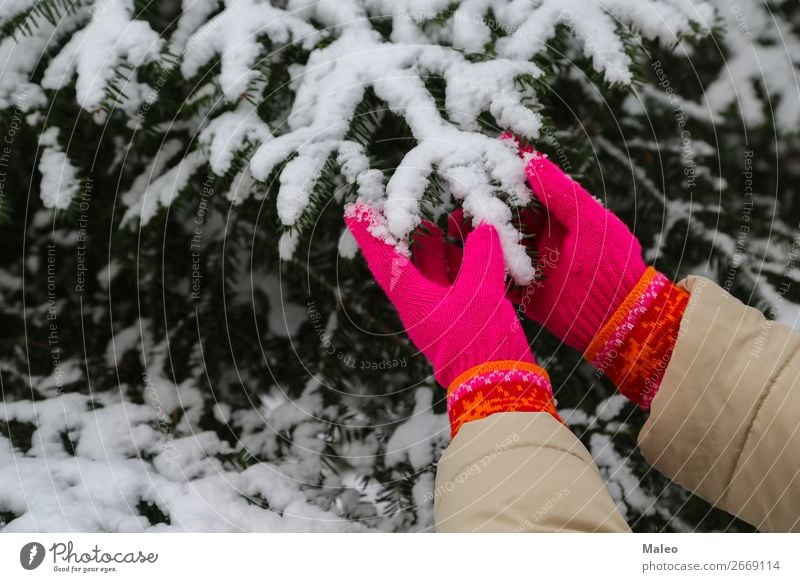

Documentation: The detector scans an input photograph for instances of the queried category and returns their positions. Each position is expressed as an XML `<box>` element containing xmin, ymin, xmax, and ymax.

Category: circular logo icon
<box><xmin>20</xmin><ymin>542</ymin><xmax>46</xmax><ymax>570</ymax></box>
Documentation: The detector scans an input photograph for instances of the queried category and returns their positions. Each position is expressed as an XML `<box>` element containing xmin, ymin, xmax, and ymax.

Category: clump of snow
<box><xmin>40</xmin><ymin>0</ymin><xmax>163</xmax><ymax>111</ymax></box>
<box><xmin>105</xmin><ymin>321</ymin><xmax>143</xmax><ymax>367</ymax></box>
<box><xmin>0</xmin><ymin>393</ymin><xmax>360</xmax><ymax>532</ymax></box>
<box><xmin>199</xmin><ymin>102</ymin><xmax>272</xmax><ymax>176</ymax></box>
<box><xmin>338</xmin><ymin>228</ymin><xmax>359</xmax><ymax>258</ymax></box>
<box><xmin>278</xmin><ymin>231</ymin><xmax>299</xmax><ymax>260</ymax></box>
<box><xmin>37</xmin><ymin>128</ymin><xmax>79</xmax><ymax>209</ymax></box>
<box><xmin>121</xmin><ymin>151</ymin><xmax>205</xmax><ymax>225</ymax></box>
<box><xmin>171</xmin><ymin>0</ymin><xmax>222</xmax><ymax>49</ymax></box>
<box><xmin>384</xmin><ymin>388</ymin><xmax>449</xmax><ymax>470</ymax></box>
<box><xmin>0</xmin><ymin>22</ymin><xmax>65</xmax><ymax>111</ymax></box>
<box><xmin>702</xmin><ymin>0</ymin><xmax>800</xmax><ymax>128</ymax></box>
<box><xmin>595</xmin><ymin>394</ymin><xmax>629</xmax><ymax>422</ymax></box>
<box><xmin>590</xmin><ymin>432</ymin><xmax>655</xmax><ymax>520</ymax></box>
<box><xmin>277</xmin><ymin>142</ymin><xmax>338</xmax><ymax>225</ymax></box>
<box><xmin>181</xmin><ymin>0</ymin><xmax>318</xmax><ymax>101</ymax></box>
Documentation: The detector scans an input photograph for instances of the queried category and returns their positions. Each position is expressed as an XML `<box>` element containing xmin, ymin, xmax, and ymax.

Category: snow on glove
<box><xmin>516</xmin><ymin>149</ymin><xmax>689</xmax><ymax>410</ymax></box>
<box><xmin>345</xmin><ymin>203</ymin><xmax>560</xmax><ymax>437</ymax></box>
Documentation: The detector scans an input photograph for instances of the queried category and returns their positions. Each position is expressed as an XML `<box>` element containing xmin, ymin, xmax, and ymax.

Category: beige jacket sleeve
<box><xmin>433</xmin><ymin>412</ymin><xmax>630</xmax><ymax>532</ymax></box>
<box><xmin>639</xmin><ymin>275</ymin><xmax>800</xmax><ymax>532</ymax></box>
<box><xmin>434</xmin><ymin>275</ymin><xmax>800</xmax><ymax>532</ymax></box>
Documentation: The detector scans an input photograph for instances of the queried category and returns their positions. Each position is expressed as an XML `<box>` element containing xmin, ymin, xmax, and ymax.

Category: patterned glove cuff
<box><xmin>446</xmin><ymin>360</ymin><xmax>561</xmax><ymax>438</ymax></box>
<box><xmin>584</xmin><ymin>267</ymin><xmax>690</xmax><ymax>410</ymax></box>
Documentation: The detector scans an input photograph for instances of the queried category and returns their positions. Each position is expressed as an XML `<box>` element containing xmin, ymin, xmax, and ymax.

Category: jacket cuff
<box><xmin>639</xmin><ymin>276</ymin><xmax>800</xmax><ymax>531</ymax></box>
<box><xmin>584</xmin><ymin>267</ymin><xmax>690</xmax><ymax>409</ymax></box>
<box><xmin>446</xmin><ymin>360</ymin><xmax>560</xmax><ymax>438</ymax></box>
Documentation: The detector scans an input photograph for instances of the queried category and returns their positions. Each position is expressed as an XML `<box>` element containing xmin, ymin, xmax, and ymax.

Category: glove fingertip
<box><xmin>460</xmin><ymin>223</ymin><xmax>506</xmax><ymax>284</ymax></box>
<box><xmin>523</xmin><ymin>151</ymin><xmax>560</xmax><ymax>182</ymax></box>
<box><xmin>344</xmin><ymin>202</ymin><xmax>374</xmax><ymax>228</ymax></box>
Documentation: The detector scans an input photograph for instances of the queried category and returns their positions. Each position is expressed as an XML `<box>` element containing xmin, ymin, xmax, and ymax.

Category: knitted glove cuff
<box><xmin>584</xmin><ymin>267</ymin><xmax>690</xmax><ymax>410</ymax></box>
<box><xmin>566</xmin><ymin>259</ymin><xmax>648</xmax><ymax>352</ymax></box>
<box><xmin>446</xmin><ymin>360</ymin><xmax>561</xmax><ymax>438</ymax></box>
<box><xmin>434</xmin><ymin>327</ymin><xmax>536</xmax><ymax>389</ymax></box>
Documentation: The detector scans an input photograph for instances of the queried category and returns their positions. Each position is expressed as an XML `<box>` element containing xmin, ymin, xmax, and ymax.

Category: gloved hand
<box><xmin>344</xmin><ymin>202</ymin><xmax>534</xmax><ymax>388</ymax></box>
<box><xmin>440</xmin><ymin>140</ymin><xmax>689</xmax><ymax>410</ymax></box>
<box><xmin>345</xmin><ymin>203</ymin><xmax>560</xmax><ymax>437</ymax></box>
<box><xmin>512</xmin><ymin>148</ymin><xmax>689</xmax><ymax>410</ymax></box>
<box><xmin>516</xmin><ymin>152</ymin><xmax>647</xmax><ymax>353</ymax></box>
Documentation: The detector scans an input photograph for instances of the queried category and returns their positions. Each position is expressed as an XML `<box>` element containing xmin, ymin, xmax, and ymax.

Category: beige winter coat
<box><xmin>434</xmin><ymin>276</ymin><xmax>800</xmax><ymax>532</ymax></box>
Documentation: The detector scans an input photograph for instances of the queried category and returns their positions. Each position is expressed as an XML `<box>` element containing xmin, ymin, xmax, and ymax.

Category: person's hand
<box><xmin>502</xmin><ymin>139</ymin><xmax>688</xmax><ymax>411</ymax></box>
<box><xmin>344</xmin><ymin>203</ymin><xmax>534</xmax><ymax>388</ymax></box>
<box><xmin>345</xmin><ymin>203</ymin><xmax>560</xmax><ymax>437</ymax></box>
<box><xmin>514</xmin><ymin>152</ymin><xmax>647</xmax><ymax>353</ymax></box>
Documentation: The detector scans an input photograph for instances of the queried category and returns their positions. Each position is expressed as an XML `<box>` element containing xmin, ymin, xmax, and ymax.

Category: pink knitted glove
<box><xmin>345</xmin><ymin>203</ymin><xmax>562</xmax><ymax>437</ymax></box>
<box><xmin>436</xmin><ymin>141</ymin><xmax>689</xmax><ymax>410</ymax></box>
<box><xmin>517</xmin><ymin>154</ymin><xmax>647</xmax><ymax>352</ymax></box>
<box><xmin>344</xmin><ymin>203</ymin><xmax>534</xmax><ymax>388</ymax></box>
<box><xmin>508</xmin><ymin>144</ymin><xmax>689</xmax><ymax>410</ymax></box>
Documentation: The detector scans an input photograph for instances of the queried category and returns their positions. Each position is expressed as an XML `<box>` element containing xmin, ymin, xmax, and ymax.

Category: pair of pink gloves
<box><xmin>345</xmin><ymin>144</ymin><xmax>686</xmax><ymax>437</ymax></box>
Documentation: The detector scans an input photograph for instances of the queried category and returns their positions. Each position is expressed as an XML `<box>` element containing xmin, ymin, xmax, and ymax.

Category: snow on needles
<box><xmin>0</xmin><ymin>393</ymin><xmax>359</xmax><ymax>532</ymax></box>
<box><xmin>180</xmin><ymin>0</ymin><xmax>318</xmax><ymax>101</ymax></box>
<box><xmin>3</xmin><ymin>0</ymin><xmax>718</xmax><ymax>282</ymax></box>
<box><xmin>703</xmin><ymin>0</ymin><xmax>800</xmax><ymax>128</ymax></box>
<box><xmin>37</xmin><ymin>128</ymin><xmax>80</xmax><ymax>210</ymax></box>
<box><xmin>40</xmin><ymin>0</ymin><xmax>164</xmax><ymax>112</ymax></box>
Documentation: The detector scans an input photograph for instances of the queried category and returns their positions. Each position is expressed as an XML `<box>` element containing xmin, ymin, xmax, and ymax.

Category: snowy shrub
<box><xmin>1</xmin><ymin>0</ymin><xmax>799</xmax><ymax>532</ymax></box>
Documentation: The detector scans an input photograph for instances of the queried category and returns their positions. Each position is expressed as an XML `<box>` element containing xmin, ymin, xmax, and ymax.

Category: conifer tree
<box><xmin>1</xmin><ymin>0</ymin><xmax>798</xmax><ymax>531</ymax></box>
